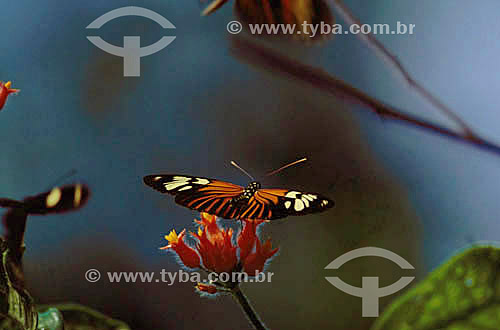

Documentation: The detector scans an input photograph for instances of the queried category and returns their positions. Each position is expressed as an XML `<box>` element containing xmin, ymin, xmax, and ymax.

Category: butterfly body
<box><xmin>232</xmin><ymin>181</ymin><xmax>261</xmax><ymax>203</ymax></box>
<box><xmin>144</xmin><ymin>175</ymin><xmax>333</xmax><ymax>221</ymax></box>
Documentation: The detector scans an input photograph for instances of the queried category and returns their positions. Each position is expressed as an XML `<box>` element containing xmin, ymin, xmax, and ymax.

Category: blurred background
<box><xmin>1</xmin><ymin>0</ymin><xmax>499</xmax><ymax>329</ymax></box>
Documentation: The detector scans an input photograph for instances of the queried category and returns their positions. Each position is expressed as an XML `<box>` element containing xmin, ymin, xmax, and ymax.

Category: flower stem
<box><xmin>231</xmin><ymin>286</ymin><xmax>268</xmax><ymax>330</ymax></box>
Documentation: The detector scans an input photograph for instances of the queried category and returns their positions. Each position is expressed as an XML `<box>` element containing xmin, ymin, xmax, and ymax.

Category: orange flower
<box><xmin>162</xmin><ymin>215</ymin><xmax>273</xmax><ymax>328</ymax></box>
<box><xmin>160</xmin><ymin>229</ymin><xmax>201</xmax><ymax>269</ymax></box>
<box><xmin>162</xmin><ymin>212</ymin><xmax>278</xmax><ymax>289</ymax></box>
<box><xmin>0</xmin><ymin>81</ymin><xmax>20</xmax><ymax>110</ymax></box>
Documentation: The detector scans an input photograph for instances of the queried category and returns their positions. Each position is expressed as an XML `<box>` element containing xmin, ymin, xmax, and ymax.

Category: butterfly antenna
<box><xmin>266</xmin><ymin>157</ymin><xmax>308</xmax><ymax>177</ymax></box>
<box><xmin>46</xmin><ymin>169</ymin><xmax>78</xmax><ymax>190</ymax></box>
<box><xmin>230</xmin><ymin>161</ymin><xmax>255</xmax><ymax>181</ymax></box>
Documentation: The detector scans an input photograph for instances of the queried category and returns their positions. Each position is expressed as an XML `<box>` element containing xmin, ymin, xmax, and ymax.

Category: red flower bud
<box><xmin>161</xmin><ymin>229</ymin><xmax>201</xmax><ymax>269</ymax></box>
<box><xmin>195</xmin><ymin>283</ymin><xmax>218</xmax><ymax>294</ymax></box>
<box><xmin>0</xmin><ymin>81</ymin><xmax>20</xmax><ymax>110</ymax></box>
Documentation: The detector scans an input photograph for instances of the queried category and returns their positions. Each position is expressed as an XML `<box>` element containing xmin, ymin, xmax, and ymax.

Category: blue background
<box><xmin>1</xmin><ymin>1</ymin><xmax>500</xmax><ymax>329</ymax></box>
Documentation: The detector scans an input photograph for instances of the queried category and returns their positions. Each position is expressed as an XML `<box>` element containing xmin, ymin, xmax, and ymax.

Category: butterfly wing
<box><xmin>143</xmin><ymin>175</ymin><xmax>246</xmax><ymax>219</ymax></box>
<box><xmin>21</xmin><ymin>184</ymin><xmax>90</xmax><ymax>215</ymax></box>
<box><xmin>236</xmin><ymin>188</ymin><xmax>334</xmax><ymax>220</ymax></box>
<box><xmin>234</xmin><ymin>0</ymin><xmax>334</xmax><ymax>42</ymax></box>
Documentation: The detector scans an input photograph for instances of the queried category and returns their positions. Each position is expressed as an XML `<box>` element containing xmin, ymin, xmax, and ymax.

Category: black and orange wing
<box><xmin>143</xmin><ymin>175</ymin><xmax>246</xmax><ymax>219</ymax></box>
<box><xmin>236</xmin><ymin>188</ymin><xmax>334</xmax><ymax>220</ymax></box>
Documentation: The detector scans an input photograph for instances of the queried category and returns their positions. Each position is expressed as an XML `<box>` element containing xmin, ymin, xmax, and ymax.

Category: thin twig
<box><xmin>231</xmin><ymin>285</ymin><xmax>268</xmax><ymax>330</ymax></box>
<box><xmin>330</xmin><ymin>0</ymin><xmax>477</xmax><ymax>139</ymax></box>
<box><xmin>230</xmin><ymin>38</ymin><xmax>500</xmax><ymax>156</ymax></box>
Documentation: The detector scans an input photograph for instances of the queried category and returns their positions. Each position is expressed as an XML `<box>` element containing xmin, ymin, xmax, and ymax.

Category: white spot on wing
<box><xmin>173</xmin><ymin>176</ymin><xmax>191</xmax><ymax>181</ymax></box>
<box><xmin>284</xmin><ymin>201</ymin><xmax>292</xmax><ymax>209</ymax></box>
<box><xmin>165</xmin><ymin>182</ymin><xmax>189</xmax><ymax>191</ymax></box>
<box><xmin>285</xmin><ymin>191</ymin><xmax>300</xmax><ymax>198</ymax></box>
<box><xmin>178</xmin><ymin>185</ymin><xmax>192</xmax><ymax>191</ymax></box>
<box><xmin>46</xmin><ymin>188</ymin><xmax>62</xmax><ymax>208</ymax></box>
<box><xmin>194</xmin><ymin>178</ymin><xmax>210</xmax><ymax>185</ymax></box>
<box><xmin>153</xmin><ymin>176</ymin><xmax>162</xmax><ymax>181</ymax></box>
<box><xmin>164</xmin><ymin>177</ymin><xmax>191</xmax><ymax>191</ymax></box>
<box><xmin>74</xmin><ymin>184</ymin><xmax>82</xmax><ymax>207</ymax></box>
<box><xmin>303</xmin><ymin>194</ymin><xmax>316</xmax><ymax>201</ymax></box>
<box><xmin>294</xmin><ymin>199</ymin><xmax>305</xmax><ymax>211</ymax></box>
<box><xmin>301</xmin><ymin>197</ymin><xmax>310</xmax><ymax>208</ymax></box>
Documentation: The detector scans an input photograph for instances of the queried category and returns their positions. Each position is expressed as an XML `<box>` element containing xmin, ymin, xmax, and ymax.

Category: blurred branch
<box><xmin>230</xmin><ymin>38</ymin><xmax>500</xmax><ymax>157</ymax></box>
<box><xmin>330</xmin><ymin>0</ymin><xmax>477</xmax><ymax>138</ymax></box>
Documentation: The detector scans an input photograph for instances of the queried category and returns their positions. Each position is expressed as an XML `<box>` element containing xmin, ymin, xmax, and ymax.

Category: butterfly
<box><xmin>203</xmin><ymin>0</ymin><xmax>334</xmax><ymax>42</ymax></box>
<box><xmin>0</xmin><ymin>184</ymin><xmax>90</xmax><ymax>216</ymax></box>
<box><xmin>144</xmin><ymin>159</ymin><xmax>334</xmax><ymax>220</ymax></box>
<box><xmin>0</xmin><ymin>184</ymin><xmax>90</xmax><ymax>263</ymax></box>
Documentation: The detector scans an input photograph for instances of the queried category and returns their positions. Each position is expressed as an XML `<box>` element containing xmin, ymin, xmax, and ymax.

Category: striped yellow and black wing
<box><xmin>236</xmin><ymin>188</ymin><xmax>334</xmax><ymax>220</ymax></box>
<box><xmin>143</xmin><ymin>175</ymin><xmax>246</xmax><ymax>219</ymax></box>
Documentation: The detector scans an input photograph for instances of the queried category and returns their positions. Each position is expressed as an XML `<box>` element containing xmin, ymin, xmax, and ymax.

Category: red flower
<box><xmin>162</xmin><ymin>212</ymin><xmax>278</xmax><ymax>282</ymax></box>
<box><xmin>192</xmin><ymin>213</ymin><xmax>238</xmax><ymax>273</ymax></box>
<box><xmin>243</xmin><ymin>237</ymin><xmax>278</xmax><ymax>276</ymax></box>
<box><xmin>162</xmin><ymin>214</ymin><xmax>274</xmax><ymax>329</ymax></box>
<box><xmin>237</xmin><ymin>220</ymin><xmax>264</xmax><ymax>262</ymax></box>
<box><xmin>160</xmin><ymin>229</ymin><xmax>201</xmax><ymax>269</ymax></box>
<box><xmin>0</xmin><ymin>81</ymin><xmax>20</xmax><ymax>110</ymax></box>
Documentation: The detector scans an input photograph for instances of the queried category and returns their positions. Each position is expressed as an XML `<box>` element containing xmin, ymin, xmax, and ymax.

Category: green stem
<box><xmin>231</xmin><ymin>286</ymin><xmax>268</xmax><ymax>330</ymax></box>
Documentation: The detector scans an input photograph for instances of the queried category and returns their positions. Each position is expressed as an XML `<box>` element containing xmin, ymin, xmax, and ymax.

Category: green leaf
<box><xmin>0</xmin><ymin>239</ymin><xmax>37</xmax><ymax>330</ymax></box>
<box><xmin>0</xmin><ymin>315</ymin><xmax>24</xmax><ymax>330</ymax></box>
<box><xmin>372</xmin><ymin>245</ymin><xmax>500</xmax><ymax>330</ymax></box>
<box><xmin>36</xmin><ymin>308</ymin><xmax>64</xmax><ymax>330</ymax></box>
<box><xmin>37</xmin><ymin>304</ymin><xmax>131</xmax><ymax>330</ymax></box>
<box><xmin>0</xmin><ymin>209</ymin><xmax>130</xmax><ymax>330</ymax></box>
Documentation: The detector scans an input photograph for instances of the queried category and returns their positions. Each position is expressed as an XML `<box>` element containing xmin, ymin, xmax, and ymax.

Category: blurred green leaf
<box><xmin>0</xmin><ymin>236</ymin><xmax>130</xmax><ymax>330</ymax></box>
<box><xmin>0</xmin><ymin>239</ymin><xmax>37</xmax><ymax>330</ymax></box>
<box><xmin>37</xmin><ymin>304</ymin><xmax>131</xmax><ymax>330</ymax></box>
<box><xmin>0</xmin><ymin>315</ymin><xmax>24</xmax><ymax>330</ymax></box>
<box><xmin>372</xmin><ymin>245</ymin><xmax>500</xmax><ymax>330</ymax></box>
<box><xmin>36</xmin><ymin>308</ymin><xmax>64</xmax><ymax>330</ymax></box>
